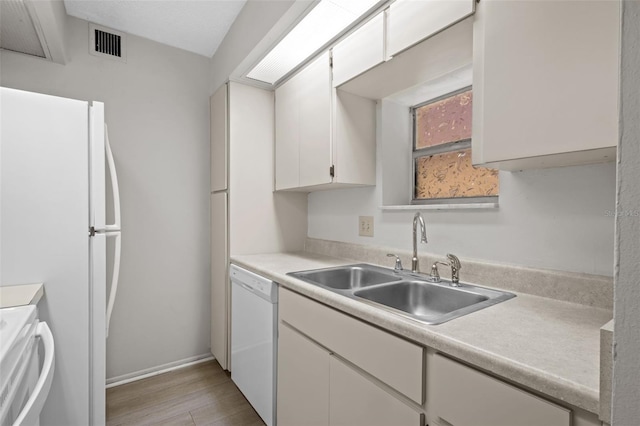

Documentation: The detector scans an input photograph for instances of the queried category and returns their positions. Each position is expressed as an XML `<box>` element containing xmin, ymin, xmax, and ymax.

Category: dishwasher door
<box><xmin>230</xmin><ymin>265</ymin><xmax>277</xmax><ymax>426</ymax></box>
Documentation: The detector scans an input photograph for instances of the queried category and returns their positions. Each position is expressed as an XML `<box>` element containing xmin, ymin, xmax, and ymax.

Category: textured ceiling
<box><xmin>64</xmin><ymin>0</ymin><xmax>247</xmax><ymax>57</ymax></box>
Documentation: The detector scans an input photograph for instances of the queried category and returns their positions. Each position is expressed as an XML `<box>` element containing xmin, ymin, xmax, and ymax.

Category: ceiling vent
<box><xmin>89</xmin><ymin>23</ymin><xmax>126</xmax><ymax>62</ymax></box>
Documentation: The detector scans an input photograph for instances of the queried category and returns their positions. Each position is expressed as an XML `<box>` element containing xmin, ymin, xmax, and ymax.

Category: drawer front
<box><xmin>432</xmin><ymin>354</ymin><xmax>571</xmax><ymax>426</ymax></box>
<box><xmin>279</xmin><ymin>287</ymin><xmax>424</xmax><ymax>404</ymax></box>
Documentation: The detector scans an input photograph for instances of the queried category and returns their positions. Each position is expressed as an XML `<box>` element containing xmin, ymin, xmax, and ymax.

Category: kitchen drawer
<box><xmin>279</xmin><ymin>287</ymin><xmax>424</xmax><ymax>404</ymax></box>
<box><xmin>432</xmin><ymin>354</ymin><xmax>571</xmax><ymax>426</ymax></box>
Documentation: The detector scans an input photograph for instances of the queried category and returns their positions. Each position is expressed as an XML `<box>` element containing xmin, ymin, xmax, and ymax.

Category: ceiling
<box><xmin>64</xmin><ymin>0</ymin><xmax>247</xmax><ymax>58</ymax></box>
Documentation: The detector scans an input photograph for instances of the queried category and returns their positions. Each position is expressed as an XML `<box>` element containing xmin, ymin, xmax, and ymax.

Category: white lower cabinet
<box><xmin>277</xmin><ymin>288</ymin><xmax>601</xmax><ymax>426</ymax></box>
<box><xmin>277</xmin><ymin>322</ymin><xmax>330</xmax><ymax>426</ymax></box>
<box><xmin>432</xmin><ymin>354</ymin><xmax>570</xmax><ymax>426</ymax></box>
<box><xmin>329</xmin><ymin>356</ymin><xmax>423</xmax><ymax>426</ymax></box>
<box><xmin>210</xmin><ymin>191</ymin><xmax>228</xmax><ymax>369</ymax></box>
<box><xmin>277</xmin><ymin>319</ymin><xmax>422</xmax><ymax>426</ymax></box>
<box><xmin>279</xmin><ymin>287</ymin><xmax>423</xmax><ymax>404</ymax></box>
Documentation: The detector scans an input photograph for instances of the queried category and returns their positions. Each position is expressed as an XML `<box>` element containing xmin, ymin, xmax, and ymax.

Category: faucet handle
<box><xmin>446</xmin><ymin>253</ymin><xmax>462</xmax><ymax>285</ymax></box>
<box><xmin>446</xmin><ymin>253</ymin><xmax>461</xmax><ymax>270</ymax></box>
<box><xmin>430</xmin><ymin>264</ymin><xmax>440</xmax><ymax>281</ymax></box>
<box><xmin>430</xmin><ymin>261</ymin><xmax>449</xmax><ymax>282</ymax></box>
<box><xmin>387</xmin><ymin>254</ymin><xmax>403</xmax><ymax>271</ymax></box>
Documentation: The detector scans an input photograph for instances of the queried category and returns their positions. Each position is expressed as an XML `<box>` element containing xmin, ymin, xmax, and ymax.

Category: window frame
<box><xmin>411</xmin><ymin>85</ymin><xmax>499</xmax><ymax>205</ymax></box>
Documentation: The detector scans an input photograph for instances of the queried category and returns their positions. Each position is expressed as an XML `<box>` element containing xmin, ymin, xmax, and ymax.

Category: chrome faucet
<box><xmin>429</xmin><ymin>261</ymin><xmax>450</xmax><ymax>282</ymax></box>
<box><xmin>429</xmin><ymin>254</ymin><xmax>462</xmax><ymax>285</ymax></box>
<box><xmin>387</xmin><ymin>253</ymin><xmax>403</xmax><ymax>271</ymax></box>
<box><xmin>412</xmin><ymin>212</ymin><xmax>428</xmax><ymax>273</ymax></box>
<box><xmin>447</xmin><ymin>253</ymin><xmax>462</xmax><ymax>286</ymax></box>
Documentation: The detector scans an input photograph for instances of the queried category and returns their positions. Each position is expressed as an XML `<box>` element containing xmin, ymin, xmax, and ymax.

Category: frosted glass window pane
<box><xmin>415</xmin><ymin>90</ymin><xmax>472</xmax><ymax>149</ymax></box>
<box><xmin>415</xmin><ymin>149</ymin><xmax>499</xmax><ymax>200</ymax></box>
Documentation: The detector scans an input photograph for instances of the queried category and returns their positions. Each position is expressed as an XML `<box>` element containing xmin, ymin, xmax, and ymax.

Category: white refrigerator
<box><xmin>0</xmin><ymin>87</ymin><xmax>122</xmax><ymax>425</ymax></box>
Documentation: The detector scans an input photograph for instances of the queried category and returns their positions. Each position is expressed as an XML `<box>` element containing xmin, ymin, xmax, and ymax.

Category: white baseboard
<box><xmin>106</xmin><ymin>354</ymin><xmax>215</xmax><ymax>388</ymax></box>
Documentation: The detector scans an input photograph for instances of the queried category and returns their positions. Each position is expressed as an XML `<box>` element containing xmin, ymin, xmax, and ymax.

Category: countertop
<box><xmin>0</xmin><ymin>283</ymin><xmax>44</xmax><ymax>308</ymax></box>
<box><xmin>231</xmin><ymin>252</ymin><xmax>612</xmax><ymax>414</ymax></box>
<box><xmin>599</xmin><ymin>320</ymin><xmax>614</xmax><ymax>422</ymax></box>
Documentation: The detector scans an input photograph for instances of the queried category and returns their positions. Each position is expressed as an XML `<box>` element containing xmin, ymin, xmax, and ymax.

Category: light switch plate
<box><xmin>359</xmin><ymin>216</ymin><xmax>374</xmax><ymax>237</ymax></box>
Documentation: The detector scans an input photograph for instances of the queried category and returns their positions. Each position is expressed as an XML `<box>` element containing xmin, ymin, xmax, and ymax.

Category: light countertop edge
<box><xmin>599</xmin><ymin>320</ymin><xmax>614</xmax><ymax>422</ymax></box>
<box><xmin>230</xmin><ymin>252</ymin><xmax>612</xmax><ymax>415</ymax></box>
<box><xmin>0</xmin><ymin>283</ymin><xmax>44</xmax><ymax>308</ymax></box>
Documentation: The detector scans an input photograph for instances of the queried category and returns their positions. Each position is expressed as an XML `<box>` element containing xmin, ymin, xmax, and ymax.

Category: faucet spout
<box><xmin>412</xmin><ymin>212</ymin><xmax>428</xmax><ymax>272</ymax></box>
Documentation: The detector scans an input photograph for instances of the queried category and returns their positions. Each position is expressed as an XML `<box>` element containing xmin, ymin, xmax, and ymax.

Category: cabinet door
<box><xmin>329</xmin><ymin>356</ymin><xmax>423</xmax><ymax>426</ymax></box>
<box><xmin>280</xmin><ymin>288</ymin><xmax>424</xmax><ymax>405</ymax></box>
<box><xmin>210</xmin><ymin>192</ymin><xmax>228</xmax><ymax>369</ymax></box>
<box><xmin>332</xmin><ymin>13</ymin><xmax>385</xmax><ymax>87</ymax></box>
<box><xmin>298</xmin><ymin>52</ymin><xmax>332</xmax><ymax>188</ymax></box>
<box><xmin>432</xmin><ymin>354</ymin><xmax>570</xmax><ymax>426</ymax></box>
<box><xmin>210</xmin><ymin>84</ymin><xmax>228</xmax><ymax>192</ymax></box>
<box><xmin>471</xmin><ymin>0</ymin><xmax>619</xmax><ymax>168</ymax></box>
<box><xmin>387</xmin><ymin>0</ymin><xmax>475</xmax><ymax>57</ymax></box>
<box><xmin>275</xmin><ymin>75</ymin><xmax>300</xmax><ymax>190</ymax></box>
<box><xmin>277</xmin><ymin>322</ymin><xmax>330</xmax><ymax>426</ymax></box>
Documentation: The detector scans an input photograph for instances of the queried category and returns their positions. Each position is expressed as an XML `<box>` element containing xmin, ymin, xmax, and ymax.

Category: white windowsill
<box><xmin>380</xmin><ymin>203</ymin><xmax>499</xmax><ymax>211</ymax></box>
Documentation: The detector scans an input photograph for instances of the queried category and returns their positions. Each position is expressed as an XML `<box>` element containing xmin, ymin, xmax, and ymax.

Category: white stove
<box><xmin>0</xmin><ymin>306</ymin><xmax>54</xmax><ymax>426</ymax></box>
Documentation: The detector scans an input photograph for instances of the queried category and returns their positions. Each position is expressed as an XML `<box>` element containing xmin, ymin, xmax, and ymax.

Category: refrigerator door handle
<box><xmin>106</xmin><ymin>231</ymin><xmax>122</xmax><ymax>337</ymax></box>
<box><xmin>104</xmin><ymin>124</ymin><xmax>121</xmax><ymax>232</ymax></box>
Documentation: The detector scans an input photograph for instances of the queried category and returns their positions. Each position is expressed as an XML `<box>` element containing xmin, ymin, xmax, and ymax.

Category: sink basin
<box><xmin>354</xmin><ymin>281</ymin><xmax>489</xmax><ymax>323</ymax></box>
<box><xmin>288</xmin><ymin>264</ymin><xmax>515</xmax><ymax>325</ymax></box>
<box><xmin>289</xmin><ymin>264</ymin><xmax>401</xmax><ymax>290</ymax></box>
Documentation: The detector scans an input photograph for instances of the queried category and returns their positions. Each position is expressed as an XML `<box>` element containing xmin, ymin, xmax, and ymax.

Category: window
<box><xmin>412</xmin><ymin>87</ymin><xmax>499</xmax><ymax>204</ymax></box>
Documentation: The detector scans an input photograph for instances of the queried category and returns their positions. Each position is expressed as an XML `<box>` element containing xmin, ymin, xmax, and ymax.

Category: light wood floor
<box><xmin>106</xmin><ymin>360</ymin><xmax>265</xmax><ymax>426</ymax></box>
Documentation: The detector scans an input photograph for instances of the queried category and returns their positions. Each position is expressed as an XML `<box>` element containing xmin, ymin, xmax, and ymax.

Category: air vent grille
<box><xmin>89</xmin><ymin>23</ymin><xmax>126</xmax><ymax>62</ymax></box>
<box><xmin>94</xmin><ymin>29</ymin><xmax>121</xmax><ymax>57</ymax></box>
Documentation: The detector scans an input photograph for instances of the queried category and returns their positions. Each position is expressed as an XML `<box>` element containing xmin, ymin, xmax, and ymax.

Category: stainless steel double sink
<box><xmin>288</xmin><ymin>264</ymin><xmax>515</xmax><ymax>325</ymax></box>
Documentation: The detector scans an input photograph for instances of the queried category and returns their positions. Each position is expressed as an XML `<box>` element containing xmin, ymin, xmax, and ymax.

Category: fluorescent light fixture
<box><xmin>247</xmin><ymin>0</ymin><xmax>380</xmax><ymax>85</ymax></box>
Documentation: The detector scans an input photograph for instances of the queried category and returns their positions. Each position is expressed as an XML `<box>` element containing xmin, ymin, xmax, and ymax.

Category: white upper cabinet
<box><xmin>386</xmin><ymin>0</ymin><xmax>475</xmax><ymax>57</ymax></box>
<box><xmin>332</xmin><ymin>13</ymin><xmax>385</xmax><ymax>87</ymax></box>
<box><xmin>275</xmin><ymin>52</ymin><xmax>332</xmax><ymax>190</ymax></box>
<box><xmin>210</xmin><ymin>83</ymin><xmax>227</xmax><ymax>191</ymax></box>
<box><xmin>298</xmin><ymin>53</ymin><xmax>332</xmax><ymax>188</ymax></box>
<box><xmin>275</xmin><ymin>52</ymin><xmax>376</xmax><ymax>192</ymax></box>
<box><xmin>275</xmin><ymin>69</ymin><xmax>302</xmax><ymax>191</ymax></box>
<box><xmin>472</xmin><ymin>0</ymin><xmax>619</xmax><ymax>170</ymax></box>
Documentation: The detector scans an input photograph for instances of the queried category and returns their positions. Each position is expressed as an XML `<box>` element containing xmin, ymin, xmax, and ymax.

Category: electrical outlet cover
<box><xmin>359</xmin><ymin>216</ymin><xmax>374</xmax><ymax>237</ymax></box>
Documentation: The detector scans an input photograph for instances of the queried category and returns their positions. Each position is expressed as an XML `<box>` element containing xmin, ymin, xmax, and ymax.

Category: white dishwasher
<box><xmin>230</xmin><ymin>265</ymin><xmax>277</xmax><ymax>426</ymax></box>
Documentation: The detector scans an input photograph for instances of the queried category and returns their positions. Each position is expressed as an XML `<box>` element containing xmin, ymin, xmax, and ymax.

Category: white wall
<box><xmin>0</xmin><ymin>16</ymin><xmax>212</xmax><ymax>379</ymax></box>
<box><xmin>612</xmin><ymin>1</ymin><xmax>640</xmax><ymax>423</ymax></box>
<box><xmin>309</xmin><ymin>101</ymin><xmax>616</xmax><ymax>276</ymax></box>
